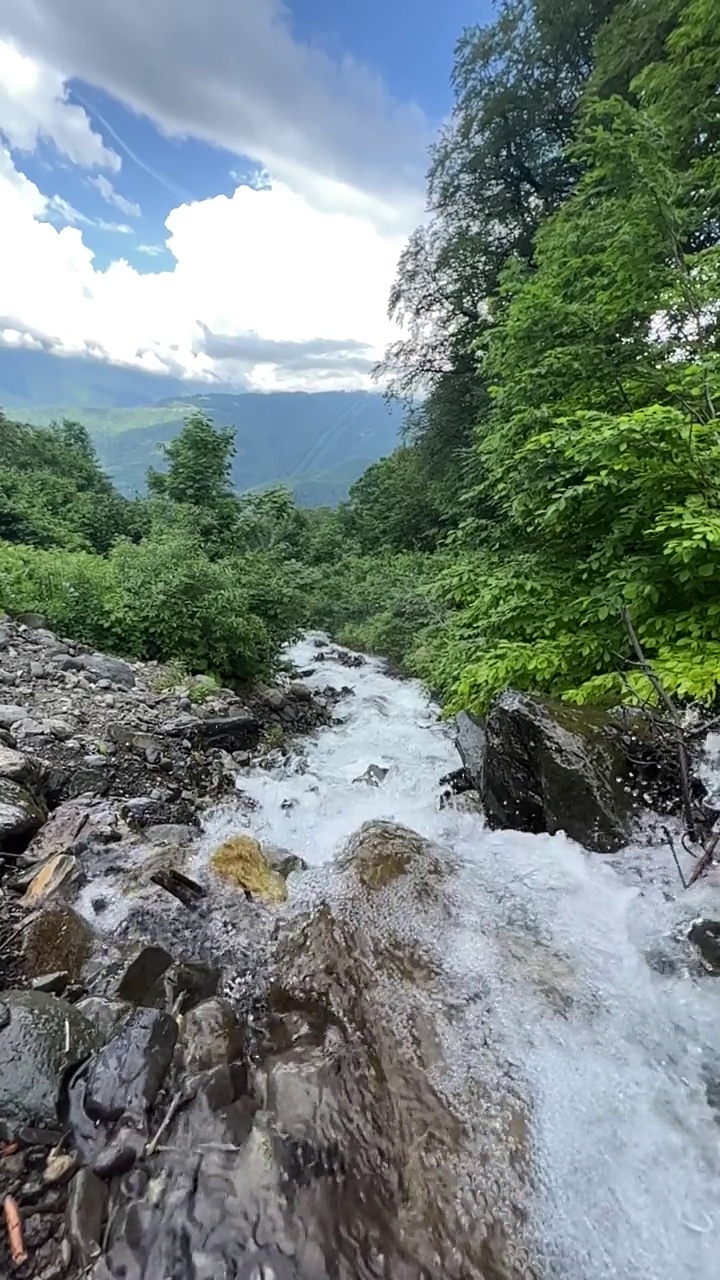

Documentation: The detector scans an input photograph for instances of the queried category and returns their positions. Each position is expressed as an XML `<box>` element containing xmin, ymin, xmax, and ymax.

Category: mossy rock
<box><xmin>210</xmin><ymin>835</ymin><xmax>287</xmax><ymax>904</ymax></box>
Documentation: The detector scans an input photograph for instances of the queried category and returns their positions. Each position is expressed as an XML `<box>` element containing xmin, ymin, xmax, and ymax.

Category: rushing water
<box><xmin>199</xmin><ymin>634</ymin><xmax>720</xmax><ymax>1280</ymax></box>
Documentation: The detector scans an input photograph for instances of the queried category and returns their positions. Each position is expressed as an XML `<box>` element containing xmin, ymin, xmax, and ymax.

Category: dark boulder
<box><xmin>0</xmin><ymin>990</ymin><xmax>99</xmax><ymax>1134</ymax></box>
<box><xmin>454</xmin><ymin>711</ymin><xmax>486</xmax><ymax>790</ymax></box>
<box><xmin>482</xmin><ymin>690</ymin><xmax>640</xmax><ymax>853</ymax></box>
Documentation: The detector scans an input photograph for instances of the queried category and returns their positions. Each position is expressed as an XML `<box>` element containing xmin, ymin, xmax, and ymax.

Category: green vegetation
<box><xmin>3</xmin><ymin>0</ymin><xmax>719</xmax><ymax>718</ymax></box>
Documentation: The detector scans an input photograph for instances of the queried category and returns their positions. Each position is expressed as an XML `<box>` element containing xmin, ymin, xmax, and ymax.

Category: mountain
<box><xmin>0</xmin><ymin>348</ymin><xmax>401</xmax><ymax>507</ymax></box>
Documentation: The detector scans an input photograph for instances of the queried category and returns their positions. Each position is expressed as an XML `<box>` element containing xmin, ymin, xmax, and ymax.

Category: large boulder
<box><xmin>455</xmin><ymin>710</ymin><xmax>486</xmax><ymax>789</ymax></box>
<box><xmin>0</xmin><ymin>990</ymin><xmax>99</xmax><ymax>1133</ymax></box>
<box><xmin>0</xmin><ymin>775</ymin><xmax>47</xmax><ymax>850</ymax></box>
<box><xmin>482</xmin><ymin>690</ymin><xmax>639</xmax><ymax>852</ymax></box>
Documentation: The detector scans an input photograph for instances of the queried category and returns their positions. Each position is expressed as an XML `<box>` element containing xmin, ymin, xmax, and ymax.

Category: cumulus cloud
<box><xmin>89</xmin><ymin>173</ymin><xmax>141</xmax><ymax>218</ymax></box>
<box><xmin>45</xmin><ymin>192</ymin><xmax>133</xmax><ymax>234</ymax></box>
<box><xmin>0</xmin><ymin>0</ymin><xmax>428</xmax><ymax>228</ymax></box>
<box><xmin>0</xmin><ymin>37</ymin><xmax>118</xmax><ymax>169</ymax></box>
<box><xmin>0</xmin><ymin>147</ymin><xmax>404</xmax><ymax>389</ymax></box>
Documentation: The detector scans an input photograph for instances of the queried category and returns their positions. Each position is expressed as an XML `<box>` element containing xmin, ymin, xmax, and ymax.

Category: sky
<box><xmin>0</xmin><ymin>0</ymin><xmax>490</xmax><ymax>392</ymax></box>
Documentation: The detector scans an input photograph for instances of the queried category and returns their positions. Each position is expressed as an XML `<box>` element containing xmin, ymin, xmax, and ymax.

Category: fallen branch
<box><xmin>150</xmin><ymin>869</ymin><xmax>206</xmax><ymax>910</ymax></box>
<box><xmin>3</xmin><ymin>1195</ymin><xmax>28</xmax><ymax>1266</ymax></box>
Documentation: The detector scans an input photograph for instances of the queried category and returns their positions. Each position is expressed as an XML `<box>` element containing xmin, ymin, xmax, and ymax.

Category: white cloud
<box><xmin>89</xmin><ymin>173</ymin><xmax>141</xmax><ymax>217</ymax></box>
<box><xmin>45</xmin><ymin>192</ymin><xmax>133</xmax><ymax>234</ymax></box>
<box><xmin>0</xmin><ymin>37</ymin><xmax>118</xmax><ymax>170</ymax></box>
<box><xmin>0</xmin><ymin>147</ymin><xmax>405</xmax><ymax>389</ymax></box>
<box><xmin>0</xmin><ymin>0</ymin><xmax>427</xmax><ymax>229</ymax></box>
<box><xmin>137</xmin><ymin>244</ymin><xmax>164</xmax><ymax>257</ymax></box>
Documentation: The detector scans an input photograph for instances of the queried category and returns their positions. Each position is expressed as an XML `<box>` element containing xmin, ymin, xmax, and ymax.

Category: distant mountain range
<box><xmin>0</xmin><ymin>346</ymin><xmax>402</xmax><ymax>506</ymax></box>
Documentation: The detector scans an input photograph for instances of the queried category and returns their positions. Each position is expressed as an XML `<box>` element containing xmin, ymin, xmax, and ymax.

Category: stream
<box><xmin>97</xmin><ymin>636</ymin><xmax>720</xmax><ymax>1278</ymax></box>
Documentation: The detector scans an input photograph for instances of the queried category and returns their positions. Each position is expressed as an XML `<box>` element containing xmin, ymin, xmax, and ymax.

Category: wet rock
<box><xmin>31</xmin><ymin>971</ymin><xmax>70</xmax><ymax>996</ymax></box>
<box><xmin>337</xmin><ymin>819</ymin><xmax>453</xmax><ymax>893</ymax></box>
<box><xmin>352</xmin><ymin>763</ymin><xmax>389</xmax><ymax>787</ymax></box>
<box><xmin>75</xmin><ymin>997</ymin><xmax>131</xmax><ymax>1044</ymax></box>
<box><xmin>0</xmin><ymin>990</ymin><xmax>99</xmax><ymax>1133</ymax></box>
<box><xmin>211</xmin><ymin>834</ymin><xmax>288</xmax><ymax>903</ymax></box>
<box><xmin>181</xmin><ymin>998</ymin><xmax>245</xmax><ymax>1075</ymax></box>
<box><xmin>116</xmin><ymin>945</ymin><xmax>173</xmax><ymax>1004</ymax></box>
<box><xmin>454</xmin><ymin>710</ymin><xmax>486</xmax><ymax>789</ymax></box>
<box><xmin>163</xmin><ymin>713</ymin><xmax>260</xmax><ymax>752</ymax></box>
<box><xmin>0</xmin><ymin>776</ymin><xmax>47</xmax><ymax>849</ymax></box>
<box><xmin>22</xmin><ymin>853</ymin><xmax>82</xmax><ymax>904</ymax></box>
<box><xmin>265</xmin><ymin>845</ymin><xmax>308</xmax><ymax>878</ymax></box>
<box><xmin>447</xmin><ymin>789</ymin><xmax>484</xmax><ymax>815</ymax></box>
<box><xmin>160</xmin><ymin>961</ymin><xmax>219</xmax><ymax>1013</ymax></box>
<box><xmin>25</xmin><ymin>797</ymin><xmax>124</xmax><ymax>864</ymax></box>
<box><xmin>329</xmin><ymin>647</ymin><xmax>365</xmax><ymax>668</ymax></box>
<box><xmin>69</xmin><ymin>1009</ymin><xmax>177</xmax><ymax>1169</ymax></box>
<box><xmin>66</xmin><ymin>1169</ymin><xmax>108</xmax><ymax>1268</ymax></box>
<box><xmin>688</xmin><ymin>919</ymin><xmax>720</xmax><ymax>973</ymax></box>
<box><xmin>482</xmin><ymin>690</ymin><xmax>638</xmax><ymax>853</ymax></box>
<box><xmin>23</xmin><ymin>904</ymin><xmax>96</xmax><ymax>980</ymax></box>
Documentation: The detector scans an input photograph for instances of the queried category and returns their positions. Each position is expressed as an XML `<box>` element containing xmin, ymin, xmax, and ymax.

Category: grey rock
<box><xmin>66</xmin><ymin>1169</ymin><xmax>108</xmax><ymax>1269</ymax></box>
<box><xmin>290</xmin><ymin>682</ymin><xmax>313</xmax><ymax>702</ymax></box>
<box><xmin>163</xmin><ymin>713</ymin><xmax>260</xmax><ymax>752</ymax></box>
<box><xmin>0</xmin><ymin>742</ymin><xmax>37</xmax><ymax>784</ymax></box>
<box><xmin>73</xmin><ymin>1007</ymin><xmax>177</xmax><ymax>1128</ymax></box>
<box><xmin>0</xmin><ymin>776</ymin><xmax>47</xmax><ymax>849</ymax></box>
<box><xmin>16</xmin><ymin>612</ymin><xmax>49</xmax><ymax>630</ymax></box>
<box><xmin>256</xmin><ymin>684</ymin><xmax>287</xmax><ymax>711</ymax></box>
<box><xmin>455</xmin><ymin>710</ymin><xmax>486</xmax><ymax>790</ymax></box>
<box><xmin>21</xmin><ymin>853</ymin><xmax>82</xmax><ymax>904</ymax></box>
<box><xmin>44</xmin><ymin>717</ymin><xmax>75</xmax><ymax>740</ymax></box>
<box><xmin>0</xmin><ymin>669</ymin><xmax>18</xmax><ymax>685</ymax></box>
<box><xmin>76</xmin><ymin>998</ymin><xmax>131</xmax><ymax>1043</ymax></box>
<box><xmin>16</xmin><ymin>718</ymin><xmax>48</xmax><ymax>738</ymax></box>
<box><xmin>0</xmin><ymin>990</ymin><xmax>99</xmax><ymax>1132</ymax></box>
<box><xmin>482</xmin><ymin>690</ymin><xmax>639</xmax><ymax>853</ymax></box>
<box><xmin>30</xmin><ymin>661</ymin><xmax>46</xmax><ymax>679</ymax></box>
<box><xmin>81</xmin><ymin>654</ymin><xmax>136</xmax><ymax>689</ymax></box>
<box><xmin>689</xmin><ymin>919</ymin><xmax>720</xmax><ymax>973</ymax></box>
<box><xmin>181</xmin><ymin>998</ymin><xmax>244</xmax><ymax>1075</ymax></box>
<box><xmin>353</xmin><ymin>763</ymin><xmax>389</xmax><ymax>787</ymax></box>
<box><xmin>116</xmin><ymin>945</ymin><xmax>173</xmax><ymax>1004</ymax></box>
<box><xmin>26</xmin><ymin>797</ymin><xmax>123</xmax><ymax>862</ymax></box>
<box><xmin>31</xmin><ymin>971</ymin><xmax>70</xmax><ymax>996</ymax></box>
<box><xmin>0</xmin><ymin>702</ymin><xmax>29</xmax><ymax>728</ymax></box>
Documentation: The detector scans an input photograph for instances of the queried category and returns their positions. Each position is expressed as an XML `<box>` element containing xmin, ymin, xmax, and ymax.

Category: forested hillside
<box><xmin>1</xmin><ymin>0</ymin><xmax>719</xmax><ymax>718</ymax></box>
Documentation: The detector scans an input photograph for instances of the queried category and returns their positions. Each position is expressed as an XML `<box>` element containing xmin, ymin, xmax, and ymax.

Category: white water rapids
<box><xmin>202</xmin><ymin>635</ymin><xmax>720</xmax><ymax>1280</ymax></box>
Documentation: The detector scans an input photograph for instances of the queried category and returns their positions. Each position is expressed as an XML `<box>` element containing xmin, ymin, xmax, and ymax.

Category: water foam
<box><xmin>210</xmin><ymin>635</ymin><xmax>720</xmax><ymax>1279</ymax></box>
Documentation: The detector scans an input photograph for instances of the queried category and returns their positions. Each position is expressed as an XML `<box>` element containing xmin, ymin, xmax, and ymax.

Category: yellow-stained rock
<box><xmin>22</xmin><ymin>853</ymin><xmax>80</xmax><ymax>904</ymax></box>
<box><xmin>210</xmin><ymin>835</ymin><xmax>287</xmax><ymax>904</ymax></box>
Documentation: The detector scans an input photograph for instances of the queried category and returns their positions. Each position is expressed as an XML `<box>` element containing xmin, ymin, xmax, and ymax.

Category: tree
<box><xmin>147</xmin><ymin>411</ymin><xmax>236</xmax><ymax>508</ymax></box>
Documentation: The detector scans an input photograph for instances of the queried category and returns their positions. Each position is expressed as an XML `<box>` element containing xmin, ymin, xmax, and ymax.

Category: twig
<box><xmin>620</xmin><ymin>609</ymin><xmax>697</xmax><ymax>841</ymax></box>
<box><xmin>146</xmin><ymin>1090</ymin><xmax>190</xmax><ymax>1157</ymax></box>
<box><xmin>662</xmin><ymin>827</ymin><xmax>687</xmax><ymax>888</ymax></box>
<box><xmin>3</xmin><ymin>1195</ymin><xmax>28</xmax><ymax>1266</ymax></box>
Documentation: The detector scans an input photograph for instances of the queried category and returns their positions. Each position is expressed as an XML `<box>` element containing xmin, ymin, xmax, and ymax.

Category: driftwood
<box><xmin>621</xmin><ymin>609</ymin><xmax>717</xmax><ymax>887</ymax></box>
<box><xmin>150</xmin><ymin>868</ymin><xmax>206</xmax><ymax>910</ymax></box>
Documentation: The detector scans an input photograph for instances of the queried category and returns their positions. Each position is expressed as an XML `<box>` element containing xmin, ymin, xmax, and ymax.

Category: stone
<box><xmin>30</xmin><ymin>661</ymin><xmax>46</xmax><ymax>679</ymax></box>
<box><xmin>181</xmin><ymin>998</ymin><xmax>245</xmax><ymax>1075</ymax></box>
<box><xmin>0</xmin><ymin>703</ymin><xmax>29</xmax><ymax>729</ymax></box>
<box><xmin>72</xmin><ymin>1007</ymin><xmax>177</xmax><ymax>1128</ymax></box>
<box><xmin>337</xmin><ymin>819</ymin><xmax>453</xmax><ymax>893</ymax></box>
<box><xmin>26</xmin><ymin>798</ymin><xmax>123</xmax><ymax>863</ymax></box>
<box><xmin>44</xmin><ymin>717</ymin><xmax>75</xmax><ymax>741</ymax></box>
<box><xmin>0</xmin><ymin>669</ymin><xmax>18</xmax><ymax>685</ymax></box>
<box><xmin>0</xmin><ymin>776</ymin><xmax>47</xmax><ymax>849</ymax></box>
<box><xmin>210</xmin><ymin>834</ymin><xmax>288</xmax><ymax>903</ymax></box>
<box><xmin>116</xmin><ymin>945</ymin><xmax>174</xmax><ymax>1004</ymax></box>
<box><xmin>290</xmin><ymin>682</ymin><xmax>313</xmax><ymax>702</ymax></box>
<box><xmin>75</xmin><ymin>998</ymin><xmax>131</xmax><ymax>1043</ymax></box>
<box><xmin>160</xmin><ymin>961</ymin><xmax>219</xmax><ymax>1013</ymax></box>
<box><xmin>16</xmin><ymin>612</ymin><xmax>49</xmax><ymax>630</ymax></box>
<box><xmin>482</xmin><ymin>690</ymin><xmax>638</xmax><ymax>853</ymax></box>
<box><xmin>81</xmin><ymin>654</ymin><xmax>136</xmax><ymax>689</ymax></box>
<box><xmin>23</xmin><ymin>905</ymin><xmax>96</xmax><ymax>980</ymax></box>
<box><xmin>22</xmin><ymin>853</ymin><xmax>82</xmax><ymax>904</ymax></box>
<box><xmin>353</xmin><ymin>763</ymin><xmax>389</xmax><ymax>787</ymax></box>
<box><xmin>454</xmin><ymin>710</ymin><xmax>486</xmax><ymax>790</ymax></box>
<box><xmin>0</xmin><ymin>742</ymin><xmax>38</xmax><ymax>784</ymax></box>
<box><xmin>31</xmin><ymin>971</ymin><xmax>70</xmax><ymax>996</ymax></box>
<box><xmin>66</xmin><ymin>1169</ymin><xmax>108</xmax><ymax>1268</ymax></box>
<box><xmin>256</xmin><ymin>684</ymin><xmax>287</xmax><ymax>711</ymax></box>
<box><xmin>0</xmin><ymin>990</ymin><xmax>99</xmax><ymax>1132</ymax></box>
<box><xmin>264</xmin><ymin>844</ymin><xmax>308</xmax><ymax>878</ymax></box>
<box><xmin>163</xmin><ymin>713</ymin><xmax>260</xmax><ymax>752</ymax></box>
<box><xmin>688</xmin><ymin>919</ymin><xmax>720</xmax><ymax>973</ymax></box>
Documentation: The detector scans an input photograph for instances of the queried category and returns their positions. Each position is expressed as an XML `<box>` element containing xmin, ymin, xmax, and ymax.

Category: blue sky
<box><xmin>0</xmin><ymin>0</ymin><xmax>491</xmax><ymax>390</ymax></box>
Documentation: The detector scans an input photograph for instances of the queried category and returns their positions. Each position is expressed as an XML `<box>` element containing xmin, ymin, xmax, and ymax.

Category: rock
<box><xmin>22</xmin><ymin>853</ymin><xmax>82</xmax><ymax>904</ymax></box>
<box><xmin>30</xmin><ymin>661</ymin><xmax>46</xmax><ymax>679</ymax></box>
<box><xmin>25</xmin><ymin>798</ymin><xmax>123</xmax><ymax>864</ymax></box>
<box><xmin>0</xmin><ymin>776</ymin><xmax>47</xmax><ymax>850</ymax></box>
<box><xmin>181</xmin><ymin>998</ymin><xmax>245</xmax><ymax>1075</ymax></box>
<box><xmin>446</xmin><ymin>790</ymin><xmax>484</xmax><ymax>815</ymax></box>
<box><xmin>337</xmin><ymin>819</ymin><xmax>453</xmax><ymax>892</ymax></box>
<box><xmin>16</xmin><ymin>612</ymin><xmax>49</xmax><ymax>630</ymax></box>
<box><xmin>116</xmin><ymin>945</ymin><xmax>174</xmax><ymax>1004</ymax></box>
<box><xmin>0</xmin><ymin>669</ymin><xmax>18</xmax><ymax>685</ymax></box>
<box><xmin>31</xmin><ymin>971</ymin><xmax>70</xmax><ymax>996</ymax></box>
<box><xmin>163</xmin><ymin>713</ymin><xmax>260</xmax><ymax>752</ymax></box>
<box><xmin>264</xmin><ymin>845</ymin><xmax>308</xmax><ymax>878</ymax></box>
<box><xmin>256</xmin><ymin>684</ymin><xmax>287</xmax><ymax>711</ymax></box>
<box><xmin>23</xmin><ymin>905</ymin><xmax>96</xmax><ymax>980</ymax></box>
<box><xmin>482</xmin><ymin>690</ymin><xmax>638</xmax><ymax>853</ymax></box>
<box><xmin>353</xmin><ymin>763</ymin><xmax>389</xmax><ymax>787</ymax></box>
<box><xmin>15</xmin><ymin>718</ymin><xmax>50</xmax><ymax>739</ymax></box>
<box><xmin>161</xmin><ymin>961</ymin><xmax>219</xmax><ymax>1013</ymax></box>
<box><xmin>75</xmin><ymin>998</ymin><xmax>131</xmax><ymax>1043</ymax></box>
<box><xmin>81</xmin><ymin>654</ymin><xmax>136</xmax><ymax>689</ymax></box>
<box><xmin>66</xmin><ymin>1169</ymin><xmax>108</xmax><ymax>1268</ymax></box>
<box><xmin>0</xmin><ymin>743</ymin><xmax>38</xmax><ymax>784</ymax></box>
<box><xmin>44</xmin><ymin>717</ymin><xmax>75</xmax><ymax>741</ymax></box>
<box><xmin>0</xmin><ymin>990</ymin><xmax>99</xmax><ymax>1132</ymax></box>
<box><xmin>0</xmin><ymin>703</ymin><xmax>31</xmax><ymax>728</ymax></box>
<box><xmin>289</xmin><ymin>682</ymin><xmax>313</xmax><ymax>702</ymax></box>
<box><xmin>69</xmin><ymin>1008</ymin><xmax>177</xmax><ymax>1165</ymax></box>
<box><xmin>210</xmin><ymin>835</ymin><xmax>288</xmax><ymax>903</ymax></box>
<box><xmin>454</xmin><ymin>710</ymin><xmax>486</xmax><ymax>789</ymax></box>
<box><xmin>688</xmin><ymin>919</ymin><xmax>720</xmax><ymax>973</ymax></box>
<box><xmin>44</xmin><ymin>1150</ymin><xmax>77</xmax><ymax>1184</ymax></box>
